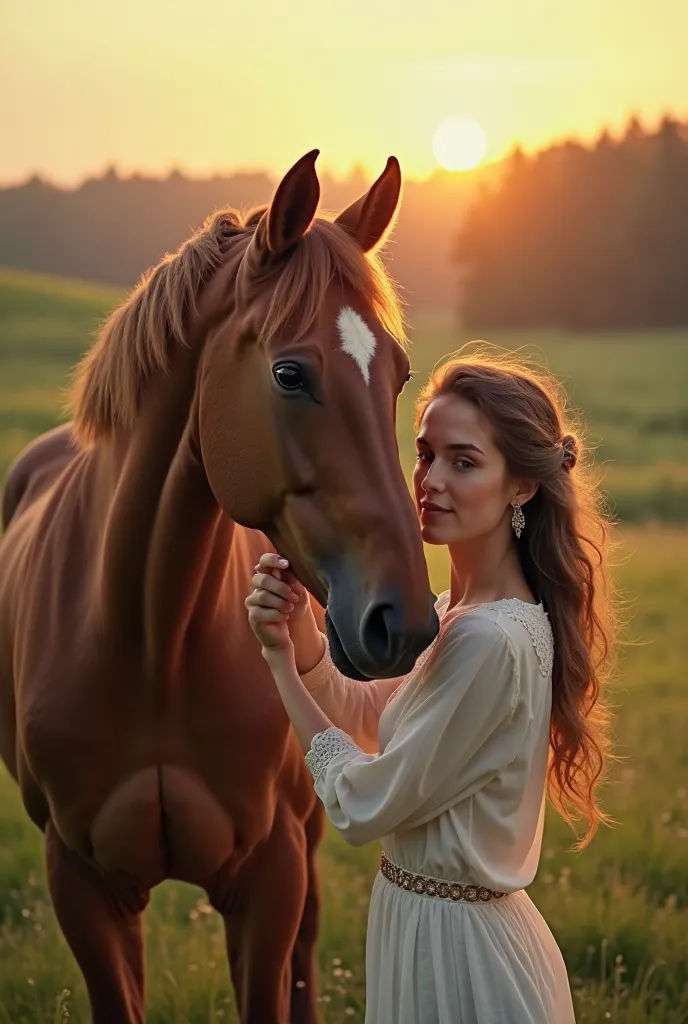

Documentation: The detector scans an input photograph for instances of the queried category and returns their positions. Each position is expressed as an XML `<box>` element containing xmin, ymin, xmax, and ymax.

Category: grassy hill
<box><xmin>1</xmin><ymin>266</ymin><xmax>687</xmax><ymax>522</ymax></box>
<box><xmin>0</xmin><ymin>268</ymin><xmax>121</xmax><ymax>480</ymax></box>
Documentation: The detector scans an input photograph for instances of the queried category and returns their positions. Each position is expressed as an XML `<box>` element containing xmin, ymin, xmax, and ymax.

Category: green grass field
<box><xmin>1</xmin><ymin>267</ymin><xmax>687</xmax><ymax>1022</ymax></box>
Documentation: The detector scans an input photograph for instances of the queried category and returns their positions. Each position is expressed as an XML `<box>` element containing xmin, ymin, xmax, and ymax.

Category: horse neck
<box><xmin>99</xmin><ymin>341</ymin><xmax>234</xmax><ymax>674</ymax></box>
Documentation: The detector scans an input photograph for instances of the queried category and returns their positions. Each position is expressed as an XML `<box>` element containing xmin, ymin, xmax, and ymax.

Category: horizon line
<box><xmin>2</xmin><ymin>110</ymin><xmax>684</xmax><ymax>192</ymax></box>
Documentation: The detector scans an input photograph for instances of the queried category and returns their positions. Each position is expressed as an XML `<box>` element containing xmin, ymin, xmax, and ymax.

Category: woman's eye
<box><xmin>416</xmin><ymin>452</ymin><xmax>433</xmax><ymax>463</ymax></box>
<box><xmin>273</xmin><ymin>363</ymin><xmax>305</xmax><ymax>391</ymax></box>
<box><xmin>455</xmin><ymin>459</ymin><xmax>475</xmax><ymax>470</ymax></box>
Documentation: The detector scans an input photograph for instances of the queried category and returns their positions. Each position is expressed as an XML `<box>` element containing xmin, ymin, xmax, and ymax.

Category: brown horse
<box><xmin>0</xmin><ymin>151</ymin><xmax>439</xmax><ymax>1023</ymax></box>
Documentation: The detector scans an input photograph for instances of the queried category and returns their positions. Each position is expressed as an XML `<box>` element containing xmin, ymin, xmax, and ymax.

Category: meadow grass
<box><xmin>1</xmin><ymin>526</ymin><xmax>687</xmax><ymax>1023</ymax></box>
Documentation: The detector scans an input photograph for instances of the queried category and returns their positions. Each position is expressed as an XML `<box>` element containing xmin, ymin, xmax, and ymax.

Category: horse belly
<box><xmin>90</xmin><ymin>765</ymin><xmax>236</xmax><ymax>887</ymax></box>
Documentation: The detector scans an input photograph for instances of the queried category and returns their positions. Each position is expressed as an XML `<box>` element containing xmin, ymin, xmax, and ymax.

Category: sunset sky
<box><xmin>2</xmin><ymin>0</ymin><xmax>686</xmax><ymax>186</ymax></box>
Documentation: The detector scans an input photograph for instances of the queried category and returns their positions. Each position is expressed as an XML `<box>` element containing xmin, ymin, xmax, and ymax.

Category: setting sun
<box><xmin>432</xmin><ymin>118</ymin><xmax>488</xmax><ymax>172</ymax></box>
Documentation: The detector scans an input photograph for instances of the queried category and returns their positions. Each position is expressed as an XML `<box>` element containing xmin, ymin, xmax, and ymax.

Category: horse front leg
<box><xmin>45</xmin><ymin>821</ymin><xmax>149</xmax><ymax>1024</ymax></box>
<box><xmin>290</xmin><ymin>800</ymin><xmax>324</xmax><ymax>1024</ymax></box>
<box><xmin>205</xmin><ymin>809</ymin><xmax>312</xmax><ymax>1024</ymax></box>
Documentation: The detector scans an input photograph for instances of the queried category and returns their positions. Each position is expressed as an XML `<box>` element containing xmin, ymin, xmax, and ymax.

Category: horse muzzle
<box><xmin>322</xmin><ymin>560</ymin><xmax>439</xmax><ymax>680</ymax></box>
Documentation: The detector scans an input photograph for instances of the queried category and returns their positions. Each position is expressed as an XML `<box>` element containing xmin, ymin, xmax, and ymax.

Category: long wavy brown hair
<box><xmin>416</xmin><ymin>345</ymin><xmax>617</xmax><ymax>847</ymax></box>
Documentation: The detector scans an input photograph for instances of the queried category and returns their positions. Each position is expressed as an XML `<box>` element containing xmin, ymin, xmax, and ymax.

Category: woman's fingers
<box><xmin>245</xmin><ymin>588</ymin><xmax>294</xmax><ymax>613</ymax></box>
<box><xmin>254</xmin><ymin>554</ymin><xmax>303</xmax><ymax>601</ymax></box>
<box><xmin>246</xmin><ymin>555</ymin><xmax>297</xmax><ymax>650</ymax></box>
<box><xmin>257</xmin><ymin>552</ymin><xmax>289</xmax><ymax>573</ymax></box>
<box><xmin>251</xmin><ymin>571</ymin><xmax>299</xmax><ymax>604</ymax></box>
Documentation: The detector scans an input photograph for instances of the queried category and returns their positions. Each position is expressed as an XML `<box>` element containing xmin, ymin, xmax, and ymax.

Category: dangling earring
<box><xmin>511</xmin><ymin>501</ymin><xmax>525</xmax><ymax>539</ymax></box>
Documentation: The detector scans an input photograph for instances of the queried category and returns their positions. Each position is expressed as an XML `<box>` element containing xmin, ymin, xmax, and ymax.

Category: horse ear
<box><xmin>263</xmin><ymin>149</ymin><xmax>321</xmax><ymax>256</ymax></box>
<box><xmin>334</xmin><ymin>156</ymin><xmax>402</xmax><ymax>252</ymax></box>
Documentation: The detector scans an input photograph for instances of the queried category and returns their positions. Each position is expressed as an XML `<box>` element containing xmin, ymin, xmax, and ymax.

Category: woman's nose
<box><xmin>422</xmin><ymin>464</ymin><xmax>444</xmax><ymax>492</ymax></box>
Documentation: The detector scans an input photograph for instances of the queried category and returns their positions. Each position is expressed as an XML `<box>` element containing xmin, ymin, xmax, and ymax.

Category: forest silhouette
<box><xmin>459</xmin><ymin>116</ymin><xmax>688</xmax><ymax>328</ymax></box>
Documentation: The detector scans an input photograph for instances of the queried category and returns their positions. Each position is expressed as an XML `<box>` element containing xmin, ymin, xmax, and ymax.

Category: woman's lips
<box><xmin>420</xmin><ymin>503</ymin><xmax>452</xmax><ymax>517</ymax></box>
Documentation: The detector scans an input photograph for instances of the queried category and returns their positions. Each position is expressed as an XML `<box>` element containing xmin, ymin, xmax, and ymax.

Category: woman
<box><xmin>245</xmin><ymin>350</ymin><xmax>615</xmax><ymax>1023</ymax></box>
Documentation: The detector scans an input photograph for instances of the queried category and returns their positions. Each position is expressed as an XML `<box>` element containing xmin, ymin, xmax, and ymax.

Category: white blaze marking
<box><xmin>336</xmin><ymin>306</ymin><xmax>377</xmax><ymax>385</ymax></box>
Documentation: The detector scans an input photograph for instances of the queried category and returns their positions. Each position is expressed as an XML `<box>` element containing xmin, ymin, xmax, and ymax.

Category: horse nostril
<box><xmin>360</xmin><ymin>601</ymin><xmax>399</xmax><ymax>664</ymax></box>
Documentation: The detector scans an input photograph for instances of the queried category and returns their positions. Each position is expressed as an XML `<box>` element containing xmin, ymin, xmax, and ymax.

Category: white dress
<box><xmin>301</xmin><ymin>593</ymin><xmax>576</xmax><ymax>1024</ymax></box>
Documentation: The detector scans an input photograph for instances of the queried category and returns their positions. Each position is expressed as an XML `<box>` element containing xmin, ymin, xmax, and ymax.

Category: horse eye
<box><xmin>273</xmin><ymin>363</ymin><xmax>305</xmax><ymax>391</ymax></box>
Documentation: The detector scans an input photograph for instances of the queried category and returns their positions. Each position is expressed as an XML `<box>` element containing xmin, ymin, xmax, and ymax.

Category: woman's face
<box><xmin>413</xmin><ymin>393</ymin><xmax>518</xmax><ymax>546</ymax></box>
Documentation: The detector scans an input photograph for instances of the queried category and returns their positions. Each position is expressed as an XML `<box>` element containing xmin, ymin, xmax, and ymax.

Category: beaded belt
<box><xmin>380</xmin><ymin>854</ymin><xmax>507</xmax><ymax>903</ymax></box>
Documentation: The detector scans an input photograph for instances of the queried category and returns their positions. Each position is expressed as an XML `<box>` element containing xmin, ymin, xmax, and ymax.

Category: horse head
<box><xmin>196</xmin><ymin>151</ymin><xmax>438</xmax><ymax>679</ymax></box>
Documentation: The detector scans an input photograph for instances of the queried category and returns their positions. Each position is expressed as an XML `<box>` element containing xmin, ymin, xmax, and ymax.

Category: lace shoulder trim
<box><xmin>493</xmin><ymin>600</ymin><xmax>554</xmax><ymax>678</ymax></box>
<box><xmin>305</xmin><ymin>727</ymin><xmax>360</xmax><ymax>783</ymax></box>
<box><xmin>434</xmin><ymin>592</ymin><xmax>554</xmax><ymax>678</ymax></box>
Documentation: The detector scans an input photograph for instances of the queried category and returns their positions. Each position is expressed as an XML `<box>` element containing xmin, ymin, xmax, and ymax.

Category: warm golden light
<box><xmin>3</xmin><ymin>3</ymin><xmax>683</xmax><ymax>185</ymax></box>
<box><xmin>432</xmin><ymin>119</ymin><xmax>488</xmax><ymax>171</ymax></box>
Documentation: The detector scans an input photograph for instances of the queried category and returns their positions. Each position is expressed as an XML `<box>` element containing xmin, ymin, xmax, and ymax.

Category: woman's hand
<box><xmin>245</xmin><ymin>553</ymin><xmax>307</xmax><ymax>656</ymax></box>
<box><xmin>245</xmin><ymin>553</ymin><xmax>335</xmax><ymax>751</ymax></box>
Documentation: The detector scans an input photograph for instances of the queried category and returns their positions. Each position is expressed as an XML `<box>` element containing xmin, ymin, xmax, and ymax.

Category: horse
<box><xmin>0</xmin><ymin>150</ymin><xmax>439</xmax><ymax>1023</ymax></box>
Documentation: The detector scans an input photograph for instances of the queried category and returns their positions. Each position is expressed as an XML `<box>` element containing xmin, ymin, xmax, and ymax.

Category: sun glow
<box><xmin>432</xmin><ymin>118</ymin><xmax>488</xmax><ymax>172</ymax></box>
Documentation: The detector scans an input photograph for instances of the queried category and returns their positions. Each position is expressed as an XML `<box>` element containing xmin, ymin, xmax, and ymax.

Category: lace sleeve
<box><xmin>305</xmin><ymin>727</ymin><xmax>361</xmax><ymax>783</ymax></box>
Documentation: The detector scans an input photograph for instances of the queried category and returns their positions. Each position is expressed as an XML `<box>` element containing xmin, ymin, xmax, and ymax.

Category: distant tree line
<box><xmin>0</xmin><ymin>166</ymin><xmax>472</xmax><ymax>309</ymax></box>
<box><xmin>456</xmin><ymin>116</ymin><xmax>688</xmax><ymax>329</ymax></box>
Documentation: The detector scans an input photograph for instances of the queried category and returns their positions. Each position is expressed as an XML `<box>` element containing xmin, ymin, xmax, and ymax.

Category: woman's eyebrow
<box><xmin>416</xmin><ymin>437</ymin><xmax>485</xmax><ymax>456</ymax></box>
<box><xmin>446</xmin><ymin>442</ymin><xmax>485</xmax><ymax>455</ymax></box>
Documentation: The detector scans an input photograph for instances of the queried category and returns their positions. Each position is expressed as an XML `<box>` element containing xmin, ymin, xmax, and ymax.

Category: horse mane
<box><xmin>69</xmin><ymin>207</ymin><xmax>406</xmax><ymax>446</ymax></box>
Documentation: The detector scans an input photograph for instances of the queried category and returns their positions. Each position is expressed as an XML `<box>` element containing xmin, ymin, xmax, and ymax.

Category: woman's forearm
<box><xmin>262</xmin><ymin>647</ymin><xmax>333</xmax><ymax>752</ymax></box>
<box><xmin>289</xmin><ymin>604</ymin><xmax>327</xmax><ymax>674</ymax></box>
